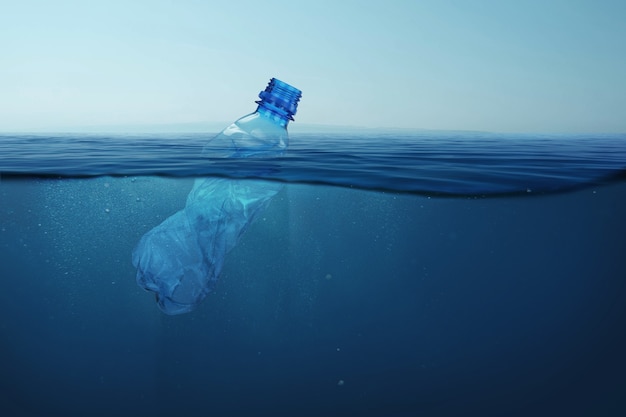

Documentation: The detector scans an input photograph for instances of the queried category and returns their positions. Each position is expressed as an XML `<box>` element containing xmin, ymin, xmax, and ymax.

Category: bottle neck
<box><xmin>254</xmin><ymin>78</ymin><xmax>302</xmax><ymax>129</ymax></box>
<box><xmin>255</xmin><ymin>105</ymin><xmax>290</xmax><ymax>128</ymax></box>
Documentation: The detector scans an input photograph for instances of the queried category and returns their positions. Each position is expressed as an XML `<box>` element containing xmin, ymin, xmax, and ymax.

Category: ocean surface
<box><xmin>1</xmin><ymin>131</ymin><xmax>626</xmax><ymax>416</ymax></box>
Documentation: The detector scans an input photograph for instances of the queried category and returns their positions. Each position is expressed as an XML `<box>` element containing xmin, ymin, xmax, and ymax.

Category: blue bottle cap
<box><xmin>256</xmin><ymin>78</ymin><xmax>302</xmax><ymax>121</ymax></box>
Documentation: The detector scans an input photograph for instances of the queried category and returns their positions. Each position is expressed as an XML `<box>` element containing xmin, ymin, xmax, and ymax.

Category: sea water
<box><xmin>1</xmin><ymin>132</ymin><xmax>625</xmax><ymax>417</ymax></box>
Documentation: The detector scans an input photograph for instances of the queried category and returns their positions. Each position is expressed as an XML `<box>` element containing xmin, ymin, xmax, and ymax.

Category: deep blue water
<box><xmin>1</xmin><ymin>132</ymin><xmax>626</xmax><ymax>416</ymax></box>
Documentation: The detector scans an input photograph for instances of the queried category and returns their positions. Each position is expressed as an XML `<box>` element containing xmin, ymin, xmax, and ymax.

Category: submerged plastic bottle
<box><xmin>132</xmin><ymin>78</ymin><xmax>302</xmax><ymax>315</ymax></box>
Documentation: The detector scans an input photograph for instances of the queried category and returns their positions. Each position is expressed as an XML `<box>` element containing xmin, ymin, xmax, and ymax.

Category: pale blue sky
<box><xmin>1</xmin><ymin>0</ymin><xmax>625</xmax><ymax>132</ymax></box>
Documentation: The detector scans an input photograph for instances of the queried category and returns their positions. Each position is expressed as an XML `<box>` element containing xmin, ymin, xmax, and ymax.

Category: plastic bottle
<box><xmin>132</xmin><ymin>78</ymin><xmax>302</xmax><ymax>315</ymax></box>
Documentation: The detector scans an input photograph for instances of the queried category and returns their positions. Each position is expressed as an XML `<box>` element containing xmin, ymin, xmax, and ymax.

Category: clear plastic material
<box><xmin>132</xmin><ymin>78</ymin><xmax>301</xmax><ymax>315</ymax></box>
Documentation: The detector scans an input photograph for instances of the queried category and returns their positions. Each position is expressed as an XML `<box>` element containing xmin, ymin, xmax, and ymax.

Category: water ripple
<box><xmin>1</xmin><ymin>132</ymin><xmax>625</xmax><ymax>196</ymax></box>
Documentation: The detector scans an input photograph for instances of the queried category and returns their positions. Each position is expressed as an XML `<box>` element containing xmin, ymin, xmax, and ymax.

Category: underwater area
<box><xmin>1</xmin><ymin>132</ymin><xmax>626</xmax><ymax>416</ymax></box>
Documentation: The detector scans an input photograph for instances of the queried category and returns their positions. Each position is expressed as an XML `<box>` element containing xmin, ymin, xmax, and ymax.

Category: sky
<box><xmin>1</xmin><ymin>0</ymin><xmax>625</xmax><ymax>133</ymax></box>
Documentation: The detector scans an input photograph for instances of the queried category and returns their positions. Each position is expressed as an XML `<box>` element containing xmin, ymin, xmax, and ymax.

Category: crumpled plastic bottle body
<box><xmin>132</xmin><ymin>112</ymin><xmax>288</xmax><ymax>315</ymax></box>
<box><xmin>132</xmin><ymin>178</ymin><xmax>283</xmax><ymax>315</ymax></box>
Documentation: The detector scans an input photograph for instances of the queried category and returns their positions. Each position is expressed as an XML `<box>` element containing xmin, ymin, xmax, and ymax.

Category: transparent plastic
<box><xmin>132</xmin><ymin>78</ymin><xmax>301</xmax><ymax>315</ymax></box>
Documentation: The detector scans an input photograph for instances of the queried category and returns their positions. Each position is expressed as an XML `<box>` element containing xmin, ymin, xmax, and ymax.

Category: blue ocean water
<box><xmin>2</xmin><ymin>132</ymin><xmax>626</xmax><ymax>195</ymax></box>
<box><xmin>1</xmin><ymin>132</ymin><xmax>626</xmax><ymax>416</ymax></box>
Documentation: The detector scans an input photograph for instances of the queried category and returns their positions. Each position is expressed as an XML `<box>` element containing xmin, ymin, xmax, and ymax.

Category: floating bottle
<box><xmin>132</xmin><ymin>78</ymin><xmax>302</xmax><ymax>314</ymax></box>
